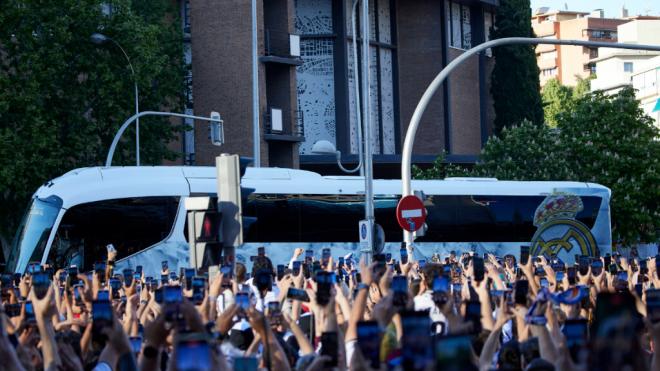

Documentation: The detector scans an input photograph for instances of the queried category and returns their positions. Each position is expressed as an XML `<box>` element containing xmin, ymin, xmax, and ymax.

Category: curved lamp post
<box><xmin>91</xmin><ymin>32</ymin><xmax>141</xmax><ymax>166</ymax></box>
<box><xmin>311</xmin><ymin>140</ymin><xmax>362</xmax><ymax>174</ymax></box>
<box><xmin>400</xmin><ymin>37</ymin><xmax>660</xmax><ymax>248</ymax></box>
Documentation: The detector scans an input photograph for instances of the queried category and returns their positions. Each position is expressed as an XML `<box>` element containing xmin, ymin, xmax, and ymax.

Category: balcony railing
<box><xmin>263</xmin><ymin>108</ymin><xmax>304</xmax><ymax>141</ymax></box>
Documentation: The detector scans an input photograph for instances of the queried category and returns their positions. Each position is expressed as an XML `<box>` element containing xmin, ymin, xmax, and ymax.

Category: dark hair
<box><xmin>251</xmin><ymin>256</ymin><xmax>274</xmax><ymax>277</ymax></box>
<box><xmin>421</xmin><ymin>263</ymin><xmax>443</xmax><ymax>288</ymax></box>
<box><xmin>235</xmin><ymin>262</ymin><xmax>247</xmax><ymax>283</ymax></box>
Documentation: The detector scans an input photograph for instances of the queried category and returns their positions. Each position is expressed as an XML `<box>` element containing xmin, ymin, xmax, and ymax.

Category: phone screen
<box><xmin>647</xmin><ymin>289</ymin><xmax>660</xmax><ymax>323</ymax></box>
<box><xmin>563</xmin><ymin>319</ymin><xmax>588</xmax><ymax>363</ymax></box>
<box><xmin>401</xmin><ymin>311</ymin><xmax>433</xmax><ymax>370</ymax></box>
<box><xmin>320</xmin><ymin>332</ymin><xmax>338</xmax><ymax>367</ymax></box>
<box><xmin>435</xmin><ymin>335</ymin><xmax>474</xmax><ymax>368</ymax></box>
<box><xmin>515</xmin><ymin>280</ymin><xmax>529</xmax><ymax>305</ymax></box>
<box><xmin>357</xmin><ymin>321</ymin><xmax>382</xmax><ymax>369</ymax></box>
<box><xmin>465</xmin><ymin>300</ymin><xmax>482</xmax><ymax>334</ymax></box>
<box><xmin>400</xmin><ymin>248</ymin><xmax>408</xmax><ymax>264</ymax></box>
<box><xmin>234</xmin><ymin>357</ymin><xmax>258</xmax><ymax>371</ymax></box>
<box><xmin>97</xmin><ymin>290</ymin><xmax>110</xmax><ymax>301</ymax></box>
<box><xmin>32</xmin><ymin>272</ymin><xmax>51</xmax><ymax>299</ymax></box>
<box><xmin>287</xmin><ymin>287</ymin><xmax>310</xmax><ymax>302</ymax></box>
<box><xmin>591</xmin><ymin>260</ymin><xmax>603</xmax><ymax>276</ymax></box>
<box><xmin>192</xmin><ymin>278</ymin><xmax>205</xmax><ymax>305</ymax></box>
<box><xmin>520</xmin><ymin>245</ymin><xmax>530</xmax><ymax>265</ymax></box>
<box><xmin>473</xmin><ymin>256</ymin><xmax>485</xmax><ymax>282</ymax></box>
<box><xmin>567</xmin><ymin>267</ymin><xmax>577</xmax><ymax>285</ymax></box>
<box><xmin>176</xmin><ymin>339</ymin><xmax>210</xmax><ymax>371</ymax></box>
<box><xmin>292</xmin><ymin>261</ymin><xmax>301</xmax><ymax>276</ymax></box>
<box><xmin>578</xmin><ymin>256</ymin><xmax>590</xmax><ymax>276</ymax></box>
<box><xmin>315</xmin><ymin>272</ymin><xmax>335</xmax><ymax>306</ymax></box>
<box><xmin>236</xmin><ymin>292</ymin><xmax>250</xmax><ymax>311</ymax></box>
<box><xmin>164</xmin><ymin>285</ymin><xmax>182</xmax><ymax>304</ymax></box>
<box><xmin>129</xmin><ymin>336</ymin><xmax>142</xmax><ymax>354</ymax></box>
<box><xmin>276</xmin><ymin>265</ymin><xmax>285</xmax><ymax>281</ymax></box>
<box><xmin>24</xmin><ymin>301</ymin><xmax>36</xmax><ymax>323</ymax></box>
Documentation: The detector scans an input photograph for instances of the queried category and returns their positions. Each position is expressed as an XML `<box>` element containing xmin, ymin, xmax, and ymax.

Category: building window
<box><xmin>583</xmin><ymin>29</ymin><xmax>617</xmax><ymax>40</ymax></box>
<box><xmin>446</xmin><ymin>1</ymin><xmax>471</xmax><ymax>49</ymax></box>
<box><xmin>624</xmin><ymin>62</ymin><xmax>633</xmax><ymax>73</ymax></box>
<box><xmin>541</xmin><ymin>67</ymin><xmax>558</xmax><ymax>77</ymax></box>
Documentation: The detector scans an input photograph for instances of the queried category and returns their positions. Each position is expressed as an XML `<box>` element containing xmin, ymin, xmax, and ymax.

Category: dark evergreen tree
<box><xmin>490</xmin><ymin>0</ymin><xmax>544</xmax><ymax>134</ymax></box>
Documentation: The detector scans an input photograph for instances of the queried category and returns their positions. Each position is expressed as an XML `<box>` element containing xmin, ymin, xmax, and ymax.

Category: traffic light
<box><xmin>185</xmin><ymin>197</ymin><xmax>223</xmax><ymax>269</ymax></box>
<box><xmin>209</xmin><ymin>111</ymin><xmax>224</xmax><ymax>146</ymax></box>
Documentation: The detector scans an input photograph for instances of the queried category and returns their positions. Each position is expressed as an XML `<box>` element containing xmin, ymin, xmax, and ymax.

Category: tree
<box><xmin>490</xmin><ymin>0</ymin><xmax>544</xmax><ymax>134</ymax></box>
<box><xmin>541</xmin><ymin>78</ymin><xmax>575</xmax><ymax>127</ymax></box>
<box><xmin>416</xmin><ymin>87</ymin><xmax>660</xmax><ymax>244</ymax></box>
<box><xmin>0</xmin><ymin>0</ymin><xmax>185</xmax><ymax>250</ymax></box>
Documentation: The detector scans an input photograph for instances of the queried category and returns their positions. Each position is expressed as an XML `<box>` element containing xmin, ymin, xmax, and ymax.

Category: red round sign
<box><xmin>396</xmin><ymin>195</ymin><xmax>427</xmax><ymax>232</ymax></box>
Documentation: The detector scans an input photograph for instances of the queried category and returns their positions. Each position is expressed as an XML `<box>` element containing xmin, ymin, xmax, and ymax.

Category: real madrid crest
<box><xmin>530</xmin><ymin>193</ymin><xmax>598</xmax><ymax>260</ymax></box>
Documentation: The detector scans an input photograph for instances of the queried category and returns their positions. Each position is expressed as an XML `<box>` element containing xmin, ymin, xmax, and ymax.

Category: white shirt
<box><xmin>413</xmin><ymin>290</ymin><xmax>448</xmax><ymax>333</ymax></box>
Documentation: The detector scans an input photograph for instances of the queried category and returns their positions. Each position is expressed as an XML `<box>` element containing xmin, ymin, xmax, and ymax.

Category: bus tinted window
<box><xmin>45</xmin><ymin>197</ymin><xmax>179</xmax><ymax>271</ymax></box>
<box><xmin>244</xmin><ymin>194</ymin><xmax>602</xmax><ymax>243</ymax></box>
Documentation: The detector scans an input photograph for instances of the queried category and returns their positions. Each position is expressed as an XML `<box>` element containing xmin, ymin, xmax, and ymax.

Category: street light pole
<box><xmin>400</xmin><ymin>37</ymin><xmax>660</xmax><ymax>248</ymax></box>
<box><xmin>90</xmin><ymin>33</ymin><xmax>141</xmax><ymax>166</ymax></box>
<box><xmin>361</xmin><ymin>0</ymin><xmax>375</xmax><ymax>261</ymax></box>
<box><xmin>105</xmin><ymin>111</ymin><xmax>223</xmax><ymax>167</ymax></box>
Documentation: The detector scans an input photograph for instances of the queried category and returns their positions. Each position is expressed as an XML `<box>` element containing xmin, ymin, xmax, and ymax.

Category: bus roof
<box><xmin>34</xmin><ymin>166</ymin><xmax>611</xmax><ymax>209</ymax></box>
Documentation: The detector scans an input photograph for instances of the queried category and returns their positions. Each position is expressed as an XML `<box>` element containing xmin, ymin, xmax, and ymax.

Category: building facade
<box><xmin>179</xmin><ymin>0</ymin><xmax>498</xmax><ymax>177</ymax></box>
<box><xmin>531</xmin><ymin>8</ymin><xmax>626</xmax><ymax>87</ymax></box>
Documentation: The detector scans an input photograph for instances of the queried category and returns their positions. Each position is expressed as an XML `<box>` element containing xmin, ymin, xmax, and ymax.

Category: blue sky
<box><xmin>530</xmin><ymin>0</ymin><xmax>660</xmax><ymax>18</ymax></box>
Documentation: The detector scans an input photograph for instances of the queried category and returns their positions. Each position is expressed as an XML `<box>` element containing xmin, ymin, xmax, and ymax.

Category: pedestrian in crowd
<box><xmin>1</xmin><ymin>245</ymin><xmax>660</xmax><ymax>371</ymax></box>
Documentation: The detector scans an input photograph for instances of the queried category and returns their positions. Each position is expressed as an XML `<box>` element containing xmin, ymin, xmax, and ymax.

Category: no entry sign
<box><xmin>396</xmin><ymin>195</ymin><xmax>427</xmax><ymax>232</ymax></box>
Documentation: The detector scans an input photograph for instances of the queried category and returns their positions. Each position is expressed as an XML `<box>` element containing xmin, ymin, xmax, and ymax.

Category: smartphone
<box><xmin>24</xmin><ymin>301</ymin><xmax>36</xmax><ymax>324</ymax></box>
<box><xmin>473</xmin><ymin>256</ymin><xmax>485</xmax><ymax>282</ymax></box>
<box><xmin>591</xmin><ymin>260</ymin><xmax>603</xmax><ymax>276</ymax></box>
<box><xmin>92</xmin><ymin>300</ymin><xmax>113</xmax><ymax>343</ymax></box>
<box><xmin>321</xmin><ymin>332</ymin><xmax>338</xmax><ymax>367</ymax></box>
<box><xmin>234</xmin><ymin>357</ymin><xmax>258</xmax><ymax>371</ymax></box>
<box><xmin>603</xmin><ymin>254</ymin><xmax>612</xmax><ymax>269</ymax></box>
<box><xmin>108</xmin><ymin>278</ymin><xmax>121</xmax><ymax>299</ymax></box>
<box><xmin>175</xmin><ymin>335</ymin><xmax>210</xmax><ymax>371</ymax></box>
<box><xmin>164</xmin><ymin>285</ymin><xmax>182</xmax><ymax>304</ymax></box>
<box><xmin>26</xmin><ymin>262</ymin><xmax>41</xmax><ymax>275</ymax></box>
<box><xmin>94</xmin><ymin>262</ymin><xmax>107</xmax><ymax>283</ymax></box>
<box><xmin>257</xmin><ymin>247</ymin><xmax>265</xmax><ymax>257</ymax></box>
<box><xmin>73</xmin><ymin>284</ymin><xmax>84</xmax><ymax>306</ymax></box>
<box><xmin>567</xmin><ymin>267</ymin><xmax>577</xmax><ymax>285</ymax></box>
<box><xmin>357</xmin><ymin>321</ymin><xmax>382</xmax><ymax>369</ymax></box>
<box><xmin>401</xmin><ymin>311</ymin><xmax>433</xmax><ymax>370</ymax></box>
<box><xmin>305</xmin><ymin>249</ymin><xmax>314</xmax><ymax>261</ymax></box>
<box><xmin>556</xmin><ymin>271</ymin><xmax>565</xmax><ymax>282</ymax></box>
<box><xmin>236</xmin><ymin>292</ymin><xmax>250</xmax><ymax>312</ymax></box>
<box><xmin>392</xmin><ymin>275</ymin><xmax>408</xmax><ymax>307</ymax></box>
<box><xmin>32</xmin><ymin>271</ymin><xmax>51</xmax><ymax>299</ymax></box>
<box><xmin>563</xmin><ymin>319</ymin><xmax>588</xmax><ymax>363</ymax></box>
<box><xmin>184</xmin><ymin>268</ymin><xmax>195</xmax><ymax>290</ymax></box>
<box><xmin>129</xmin><ymin>336</ymin><xmax>142</xmax><ymax>354</ymax></box>
<box><xmin>154</xmin><ymin>287</ymin><xmax>163</xmax><ymax>304</ymax></box>
<box><xmin>435</xmin><ymin>335</ymin><xmax>474</xmax><ymax>369</ymax></box>
<box><xmin>287</xmin><ymin>287</ymin><xmax>310</xmax><ymax>302</ymax></box>
<box><xmin>400</xmin><ymin>248</ymin><xmax>408</xmax><ymax>265</ymax></box>
<box><xmin>315</xmin><ymin>271</ymin><xmax>335</xmax><ymax>306</ymax></box>
<box><xmin>97</xmin><ymin>290</ymin><xmax>110</xmax><ymax>301</ymax></box>
<box><xmin>161</xmin><ymin>261</ymin><xmax>168</xmax><ymax>272</ymax></box>
<box><xmin>122</xmin><ymin>269</ymin><xmax>133</xmax><ymax>287</ymax></box>
<box><xmin>276</xmin><ymin>265</ymin><xmax>285</xmax><ymax>281</ymax></box>
<box><xmin>67</xmin><ymin>267</ymin><xmax>78</xmax><ymax>287</ymax></box>
<box><xmin>191</xmin><ymin>277</ymin><xmax>205</xmax><ymax>305</ymax></box>
<box><xmin>4</xmin><ymin>303</ymin><xmax>20</xmax><ymax>318</ymax></box>
<box><xmin>609</xmin><ymin>262</ymin><xmax>618</xmax><ymax>275</ymax></box>
<box><xmin>515</xmin><ymin>280</ymin><xmax>529</xmax><ymax>305</ymax></box>
<box><xmin>465</xmin><ymin>300</ymin><xmax>482</xmax><ymax>334</ymax></box>
<box><xmin>322</xmin><ymin>248</ymin><xmax>331</xmax><ymax>265</ymax></box>
<box><xmin>432</xmin><ymin>276</ymin><xmax>450</xmax><ymax>306</ymax></box>
<box><xmin>578</xmin><ymin>256</ymin><xmax>590</xmax><ymax>276</ymax></box>
<box><xmin>520</xmin><ymin>245</ymin><xmax>530</xmax><ymax>265</ymax></box>
<box><xmin>292</xmin><ymin>261</ymin><xmax>301</xmax><ymax>276</ymax></box>
<box><xmin>646</xmin><ymin>289</ymin><xmax>660</xmax><ymax>323</ymax></box>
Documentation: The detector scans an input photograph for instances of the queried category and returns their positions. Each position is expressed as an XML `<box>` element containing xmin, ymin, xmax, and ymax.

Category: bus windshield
<box><xmin>6</xmin><ymin>196</ymin><xmax>62</xmax><ymax>272</ymax></box>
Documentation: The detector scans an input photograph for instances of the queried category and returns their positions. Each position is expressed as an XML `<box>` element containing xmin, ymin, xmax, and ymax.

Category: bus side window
<box><xmin>47</xmin><ymin>197</ymin><xmax>180</xmax><ymax>271</ymax></box>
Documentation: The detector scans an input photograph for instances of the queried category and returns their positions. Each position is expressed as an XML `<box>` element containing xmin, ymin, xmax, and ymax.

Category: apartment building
<box><xmin>531</xmin><ymin>8</ymin><xmax>626</xmax><ymax>87</ymax></box>
<box><xmin>178</xmin><ymin>0</ymin><xmax>499</xmax><ymax>177</ymax></box>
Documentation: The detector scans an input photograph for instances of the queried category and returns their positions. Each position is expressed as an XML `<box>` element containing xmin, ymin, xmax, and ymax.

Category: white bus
<box><xmin>6</xmin><ymin>166</ymin><xmax>612</xmax><ymax>276</ymax></box>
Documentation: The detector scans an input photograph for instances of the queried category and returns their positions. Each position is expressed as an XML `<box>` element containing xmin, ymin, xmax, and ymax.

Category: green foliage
<box><xmin>542</xmin><ymin>77</ymin><xmax>594</xmax><ymax>127</ymax></box>
<box><xmin>490</xmin><ymin>0</ymin><xmax>544</xmax><ymax>134</ymax></box>
<box><xmin>0</xmin><ymin>0</ymin><xmax>185</xmax><ymax>247</ymax></box>
<box><xmin>412</xmin><ymin>152</ymin><xmax>470</xmax><ymax>180</ymax></box>
<box><xmin>416</xmin><ymin>87</ymin><xmax>660</xmax><ymax>244</ymax></box>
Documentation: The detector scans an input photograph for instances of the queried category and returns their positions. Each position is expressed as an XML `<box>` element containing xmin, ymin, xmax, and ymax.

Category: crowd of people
<box><xmin>1</xmin><ymin>244</ymin><xmax>660</xmax><ymax>371</ymax></box>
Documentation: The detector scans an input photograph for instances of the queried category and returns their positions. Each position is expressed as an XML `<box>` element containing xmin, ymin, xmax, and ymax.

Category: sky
<box><xmin>530</xmin><ymin>0</ymin><xmax>660</xmax><ymax>18</ymax></box>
